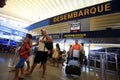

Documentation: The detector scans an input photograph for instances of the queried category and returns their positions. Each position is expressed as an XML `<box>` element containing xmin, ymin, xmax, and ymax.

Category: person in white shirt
<box><xmin>27</xmin><ymin>29</ymin><xmax>53</xmax><ymax>80</ymax></box>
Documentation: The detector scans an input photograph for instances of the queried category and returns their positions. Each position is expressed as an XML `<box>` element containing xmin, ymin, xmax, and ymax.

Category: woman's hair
<box><xmin>56</xmin><ymin>43</ymin><xmax>60</xmax><ymax>51</ymax></box>
<box><xmin>26</xmin><ymin>33</ymin><xmax>32</xmax><ymax>39</ymax></box>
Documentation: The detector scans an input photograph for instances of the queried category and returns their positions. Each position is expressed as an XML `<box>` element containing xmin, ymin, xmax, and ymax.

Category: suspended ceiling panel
<box><xmin>0</xmin><ymin>0</ymin><xmax>110</xmax><ymax>24</ymax></box>
<box><xmin>30</xmin><ymin>21</ymin><xmax>72</xmax><ymax>35</ymax></box>
<box><xmin>90</xmin><ymin>12</ymin><xmax>120</xmax><ymax>31</ymax></box>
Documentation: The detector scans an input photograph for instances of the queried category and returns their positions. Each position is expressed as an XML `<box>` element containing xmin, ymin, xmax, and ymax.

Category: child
<box><xmin>24</xmin><ymin>34</ymin><xmax>32</xmax><ymax>72</ymax></box>
<box><xmin>13</xmin><ymin>39</ymin><xmax>31</xmax><ymax>80</ymax></box>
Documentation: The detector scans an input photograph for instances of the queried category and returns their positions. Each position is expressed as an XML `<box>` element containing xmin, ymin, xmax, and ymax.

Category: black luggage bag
<box><xmin>65</xmin><ymin>65</ymin><xmax>81</xmax><ymax>76</ymax></box>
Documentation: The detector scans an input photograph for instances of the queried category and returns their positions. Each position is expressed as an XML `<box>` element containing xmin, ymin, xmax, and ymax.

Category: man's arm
<box><xmin>71</xmin><ymin>45</ymin><xmax>73</xmax><ymax>56</ymax></box>
<box><xmin>79</xmin><ymin>44</ymin><xmax>82</xmax><ymax>54</ymax></box>
<box><xmin>29</xmin><ymin>39</ymin><xmax>33</xmax><ymax>47</ymax></box>
<box><xmin>32</xmin><ymin>41</ymin><xmax>39</xmax><ymax>46</ymax></box>
<box><xmin>45</xmin><ymin>35</ymin><xmax>53</xmax><ymax>43</ymax></box>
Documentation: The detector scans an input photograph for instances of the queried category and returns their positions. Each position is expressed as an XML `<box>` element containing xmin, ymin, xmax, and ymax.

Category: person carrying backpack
<box><xmin>27</xmin><ymin>29</ymin><xmax>53</xmax><ymax>80</ymax></box>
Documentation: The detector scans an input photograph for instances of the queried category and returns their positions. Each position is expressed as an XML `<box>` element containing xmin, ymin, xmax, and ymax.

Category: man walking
<box><xmin>27</xmin><ymin>29</ymin><xmax>53</xmax><ymax>80</ymax></box>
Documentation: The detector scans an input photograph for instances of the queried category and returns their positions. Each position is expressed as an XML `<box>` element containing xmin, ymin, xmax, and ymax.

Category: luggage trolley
<box><xmin>8</xmin><ymin>46</ymin><xmax>20</xmax><ymax>72</ymax></box>
<box><xmin>65</xmin><ymin>50</ymin><xmax>81</xmax><ymax>79</ymax></box>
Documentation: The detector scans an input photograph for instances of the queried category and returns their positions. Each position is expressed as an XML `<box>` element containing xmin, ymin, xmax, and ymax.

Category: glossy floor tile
<box><xmin>0</xmin><ymin>53</ymin><xmax>119</xmax><ymax>80</ymax></box>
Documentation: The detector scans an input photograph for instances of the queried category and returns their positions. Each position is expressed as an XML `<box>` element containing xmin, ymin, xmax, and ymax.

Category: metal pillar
<box><xmin>115</xmin><ymin>54</ymin><xmax>118</xmax><ymax>74</ymax></box>
<box><xmin>105</xmin><ymin>49</ymin><xmax>108</xmax><ymax>70</ymax></box>
<box><xmin>100</xmin><ymin>54</ymin><xmax>106</xmax><ymax>80</ymax></box>
<box><xmin>87</xmin><ymin>44</ymin><xmax>91</xmax><ymax>80</ymax></box>
<box><xmin>94</xmin><ymin>55</ymin><xmax>97</xmax><ymax>79</ymax></box>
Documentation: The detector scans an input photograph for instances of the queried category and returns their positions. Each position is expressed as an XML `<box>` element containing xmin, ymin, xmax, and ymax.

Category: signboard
<box><xmin>64</xmin><ymin>33</ymin><xmax>86</xmax><ymax>38</ymax></box>
<box><xmin>49</xmin><ymin>0</ymin><xmax>120</xmax><ymax>25</ymax></box>
<box><xmin>70</xmin><ymin>22</ymin><xmax>81</xmax><ymax>33</ymax></box>
<box><xmin>63</xmin><ymin>29</ymin><xmax>120</xmax><ymax>38</ymax></box>
<box><xmin>50</xmin><ymin>34</ymin><xmax>61</xmax><ymax>39</ymax></box>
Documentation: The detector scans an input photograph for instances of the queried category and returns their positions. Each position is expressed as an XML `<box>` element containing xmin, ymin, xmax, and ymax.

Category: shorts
<box><xmin>15</xmin><ymin>57</ymin><xmax>27</xmax><ymax>68</ymax></box>
<box><xmin>34</xmin><ymin>51</ymin><xmax>48</xmax><ymax>64</ymax></box>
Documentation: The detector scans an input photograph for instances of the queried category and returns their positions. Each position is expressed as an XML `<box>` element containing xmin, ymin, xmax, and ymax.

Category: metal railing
<box><xmin>88</xmin><ymin>52</ymin><xmax>120</xmax><ymax>80</ymax></box>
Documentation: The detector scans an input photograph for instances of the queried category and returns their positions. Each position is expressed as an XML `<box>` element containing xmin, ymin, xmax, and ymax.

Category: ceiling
<box><xmin>0</xmin><ymin>0</ymin><xmax>110</xmax><ymax>25</ymax></box>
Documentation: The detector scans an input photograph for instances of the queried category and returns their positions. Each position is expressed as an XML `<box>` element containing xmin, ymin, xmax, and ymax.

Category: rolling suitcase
<box><xmin>65</xmin><ymin>60</ymin><xmax>81</xmax><ymax>76</ymax></box>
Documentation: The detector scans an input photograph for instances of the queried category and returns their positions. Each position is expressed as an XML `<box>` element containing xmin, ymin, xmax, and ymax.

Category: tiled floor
<box><xmin>0</xmin><ymin>53</ymin><xmax>119</xmax><ymax>80</ymax></box>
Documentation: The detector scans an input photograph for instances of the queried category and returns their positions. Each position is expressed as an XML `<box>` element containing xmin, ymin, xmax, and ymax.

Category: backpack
<box><xmin>45</xmin><ymin>42</ymin><xmax>53</xmax><ymax>50</ymax></box>
<box><xmin>42</xmin><ymin>36</ymin><xmax>53</xmax><ymax>50</ymax></box>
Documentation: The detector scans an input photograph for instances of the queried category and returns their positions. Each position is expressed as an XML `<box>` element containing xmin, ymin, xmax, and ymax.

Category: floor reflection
<box><xmin>0</xmin><ymin>53</ymin><xmax>119</xmax><ymax>80</ymax></box>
